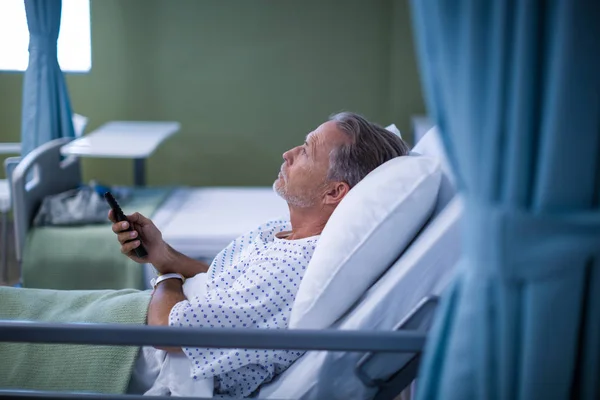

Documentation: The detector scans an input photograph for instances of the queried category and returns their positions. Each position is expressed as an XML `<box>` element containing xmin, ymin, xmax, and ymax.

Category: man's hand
<box><xmin>109</xmin><ymin>210</ymin><xmax>171</xmax><ymax>271</ymax></box>
<box><xmin>109</xmin><ymin>209</ymin><xmax>211</xmax><ymax>277</ymax></box>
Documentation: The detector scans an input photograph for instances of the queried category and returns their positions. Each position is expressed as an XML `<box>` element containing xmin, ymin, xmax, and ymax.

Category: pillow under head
<box><xmin>412</xmin><ymin>126</ymin><xmax>457</xmax><ymax>215</ymax></box>
<box><xmin>289</xmin><ymin>154</ymin><xmax>442</xmax><ymax>329</ymax></box>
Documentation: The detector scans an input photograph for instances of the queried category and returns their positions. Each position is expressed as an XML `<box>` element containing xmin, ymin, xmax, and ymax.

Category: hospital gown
<box><xmin>168</xmin><ymin>219</ymin><xmax>320</xmax><ymax>397</ymax></box>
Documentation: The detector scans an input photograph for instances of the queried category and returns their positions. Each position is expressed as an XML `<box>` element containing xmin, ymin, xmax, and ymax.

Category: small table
<box><xmin>60</xmin><ymin>121</ymin><xmax>180</xmax><ymax>186</ymax></box>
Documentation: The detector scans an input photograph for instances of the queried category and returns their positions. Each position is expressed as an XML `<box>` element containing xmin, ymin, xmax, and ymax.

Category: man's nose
<box><xmin>282</xmin><ymin>149</ymin><xmax>293</xmax><ymax>165</ymax></box>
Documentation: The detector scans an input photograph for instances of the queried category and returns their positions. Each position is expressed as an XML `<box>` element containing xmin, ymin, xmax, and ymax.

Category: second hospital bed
<box><xmin>7</xmin><ymin>141</ymin><xmax>290</xmax><ymax>289</ymax></box>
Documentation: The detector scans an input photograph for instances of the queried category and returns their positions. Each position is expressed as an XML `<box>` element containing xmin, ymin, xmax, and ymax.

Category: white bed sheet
<box><xmin>152</xmin><ymin>187</ymin><xmax>290</xmax><ymax>260</ymax></box>
<box><xmin>258</xmin><ymin>196</ymin><xmax>464</xmax><ymax>400</ymax></box>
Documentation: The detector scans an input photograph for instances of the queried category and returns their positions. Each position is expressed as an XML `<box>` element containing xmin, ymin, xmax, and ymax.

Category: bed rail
<box><xmin>10</xmin><ymin>138</ymin><xmax>81</xmax><ymax>263</ymax></box>
<box><xmin>0</xmin><ymin>321</ymin><xmax>426</xmax><ymax>399</ymax></box>
<box><xmin>0</xmin><ymin>321</ymin><xmax>425</xmax><ymax>353</ymax></box>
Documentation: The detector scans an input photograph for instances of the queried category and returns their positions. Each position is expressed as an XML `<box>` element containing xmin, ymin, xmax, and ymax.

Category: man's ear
<box><xmin>323</xmin><ymin>181</ymin><xmax>350</xmax><ymax>206</ymax></box>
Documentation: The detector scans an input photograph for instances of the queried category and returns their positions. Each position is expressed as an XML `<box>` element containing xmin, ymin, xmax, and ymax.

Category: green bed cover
<box><xmin>21</xmin><ymin>187</ymin><xmax>173</xmax><ymax>290</ymax></box>
<box><xmin>0</xmin><ymin>286</ymin><xmax>151</xmax><ymax>394</ymax></box>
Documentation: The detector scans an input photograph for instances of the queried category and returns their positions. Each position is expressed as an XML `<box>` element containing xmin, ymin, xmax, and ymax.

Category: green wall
<box><xmin>0</xmin><ymin>0</ymin><xmax>424</xmax><ymax>186</ymax></box>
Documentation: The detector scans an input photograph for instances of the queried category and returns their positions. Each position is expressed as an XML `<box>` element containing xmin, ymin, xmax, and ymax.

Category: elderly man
<box><xmin>113</xmin><ymin>112</ymin><xmax>410</xmax><ymax>397</ymax></box>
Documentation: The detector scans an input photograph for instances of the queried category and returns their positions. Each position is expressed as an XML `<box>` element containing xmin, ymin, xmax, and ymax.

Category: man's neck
<box><xmin>286</xmin><ymin>205</ymin><xmax>331</xmax><ymax>240</ymax></box>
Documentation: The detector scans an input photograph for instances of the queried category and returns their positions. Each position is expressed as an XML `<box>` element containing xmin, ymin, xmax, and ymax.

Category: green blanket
<box><xmin>0</xmin><ymin>286</ymin><xmax>151</xmax><ymax>394</ymax></box>
<box><xmin>21</xmin><ymin>187</ymin><xmax>172</xmax><ymax>291</ymax></box>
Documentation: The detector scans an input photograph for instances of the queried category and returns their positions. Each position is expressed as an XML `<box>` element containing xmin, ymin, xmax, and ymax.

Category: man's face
<box><xmin>274</xmin><ymin>121</ymin><xmax>349</xmax><ymax>208</ymax></box>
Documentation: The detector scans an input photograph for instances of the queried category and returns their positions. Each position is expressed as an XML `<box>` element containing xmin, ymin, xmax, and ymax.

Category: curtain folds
<box><xmin>409</xmin><ymin>1</ymin><xmax>600</xmax><ymax>399</ymax></box>
<box><xmin>21</xmin><ymin>0</ymin><xmax>75</xmax><ymax>158</ymax></box>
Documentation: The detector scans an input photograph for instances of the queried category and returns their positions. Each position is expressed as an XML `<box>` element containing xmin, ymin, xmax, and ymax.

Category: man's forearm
<box><xmin>147</xmin><ymin>243</ymin><xmax>209</xmax><ymax>352</ymax></box>
<box><xmin>156</xmin><ymin>244</ymin><xmax>210</xmax><ymax>278</ymax></box>
<box><xmin>147</xmin><ymin>279</ymin><xmax>186</xmax><ymax>352</ymax></box>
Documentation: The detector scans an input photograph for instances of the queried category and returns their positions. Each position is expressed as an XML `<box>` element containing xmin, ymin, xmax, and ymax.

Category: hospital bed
<box><xmin>0</xmin><ymin>126</ymin><xmax>462</xmax><ymax>399</ymax></box>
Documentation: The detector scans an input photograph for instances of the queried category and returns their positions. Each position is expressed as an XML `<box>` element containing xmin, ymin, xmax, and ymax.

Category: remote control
<box><xmin>104</xmin><ymin>191</ymin><xmax>148</xmax><ymax>258</ymax></box>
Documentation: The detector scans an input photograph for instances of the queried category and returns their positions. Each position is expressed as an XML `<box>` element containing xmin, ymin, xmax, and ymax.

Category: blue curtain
<box><xmin>21</xmin><ymin>0</ymin><xmax>75</xmax><ymax>157</ymax></box>
<box><xmin>410</xmin><ymin>1</ymin><xmax>600</xmax><ymax>399</ymax></box>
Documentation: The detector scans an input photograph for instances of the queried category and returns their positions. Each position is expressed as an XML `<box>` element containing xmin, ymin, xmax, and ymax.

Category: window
<box><xmin>0</xmin><ymin>0</ymin><xmax>91</xmax><ymax>72</ymax></box>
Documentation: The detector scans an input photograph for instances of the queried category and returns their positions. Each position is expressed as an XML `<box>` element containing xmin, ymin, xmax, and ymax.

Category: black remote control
<box><xmin>104</xmin><ymin>191</ymin><xmax>148</xmax><ymax>259</ymax></box>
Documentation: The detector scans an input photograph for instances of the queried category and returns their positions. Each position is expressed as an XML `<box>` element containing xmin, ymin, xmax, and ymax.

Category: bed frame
<box><xmin>9</xmin><ymin>138</ymin><xmax>81</xmax><ymax>264</ymax></box>
<box><xmin>0</xmin><ymin>295</ymin><xmax>438</xmax><ymax>400</ymax></box>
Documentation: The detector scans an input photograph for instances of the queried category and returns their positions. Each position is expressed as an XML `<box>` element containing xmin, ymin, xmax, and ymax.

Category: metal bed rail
<box><xmin>0</xmin><ymin>321</ymin><xmax>426</xmax><ymax>352</ymax></box>
<box><xmin>0</xmin><ymin>321</ymin><xmax>427</xmax><ymax>399</ymax></box>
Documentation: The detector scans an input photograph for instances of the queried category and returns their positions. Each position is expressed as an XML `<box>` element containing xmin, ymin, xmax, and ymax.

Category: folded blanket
<box><xmin>0</xmin><ymin>286</ymin><xmax>151</xmax><ymax>394</ymax></box>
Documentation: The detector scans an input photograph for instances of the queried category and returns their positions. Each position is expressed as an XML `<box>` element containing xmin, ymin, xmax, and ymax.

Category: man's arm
<box><xmin>146</xmin><ymin>246</ymin><xmax>210</xmax><ymax>353</ymax></box>
<box><xmin>156</xmin><ymin>244</ymin><xmax>211</xmax><ymax>278</ymax></box>
<box><xmin>147</xmin><ymin>279</ymin><xmax>186</xmax><ymax>353</ymax></box>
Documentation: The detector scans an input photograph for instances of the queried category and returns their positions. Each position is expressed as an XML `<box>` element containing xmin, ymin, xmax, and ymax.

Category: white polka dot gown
<box><xmin>169</xmin><ymin>219</ymin><xmax>319</xmax><ymax>397</ymax></box>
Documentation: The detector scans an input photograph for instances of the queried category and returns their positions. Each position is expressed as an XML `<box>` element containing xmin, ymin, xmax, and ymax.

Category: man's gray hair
<box><xmin>327</xmin><ymin>112</ymin><xmax>410</xmax><ymax>188</ymax></box>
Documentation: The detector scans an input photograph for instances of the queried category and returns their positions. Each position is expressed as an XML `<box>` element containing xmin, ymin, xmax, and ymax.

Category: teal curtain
<box><xmin>21</xmin><ymin>0</ymin><xmax>75</xmax><ymax>157</ymax></box>
<box><xmin>410</xmin><ymin>1</ymin><xmax>600</xmax><ymax>399</ymax></box>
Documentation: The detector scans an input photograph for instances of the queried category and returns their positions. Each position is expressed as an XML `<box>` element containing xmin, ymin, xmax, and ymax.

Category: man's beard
<box><xmin>273</xmin><ymin>172</ymin><xmax>315</xmax><ymax>208</ymax></box>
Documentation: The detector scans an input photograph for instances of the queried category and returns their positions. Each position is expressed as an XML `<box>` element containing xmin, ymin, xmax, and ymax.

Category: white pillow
<box><xmin>385</xmin><ymin>123</ymin><xmax>402</xmax><ymax>138</ymax></box>
<box><xmin>289</xmin><ymin>155</ymin><xmax>442</xmax><ymax>329</ymax></box>
<box><xmin>412</xmin><ymin>126</ymin><xmax>457</xmax><ymax>215</ymax></box>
